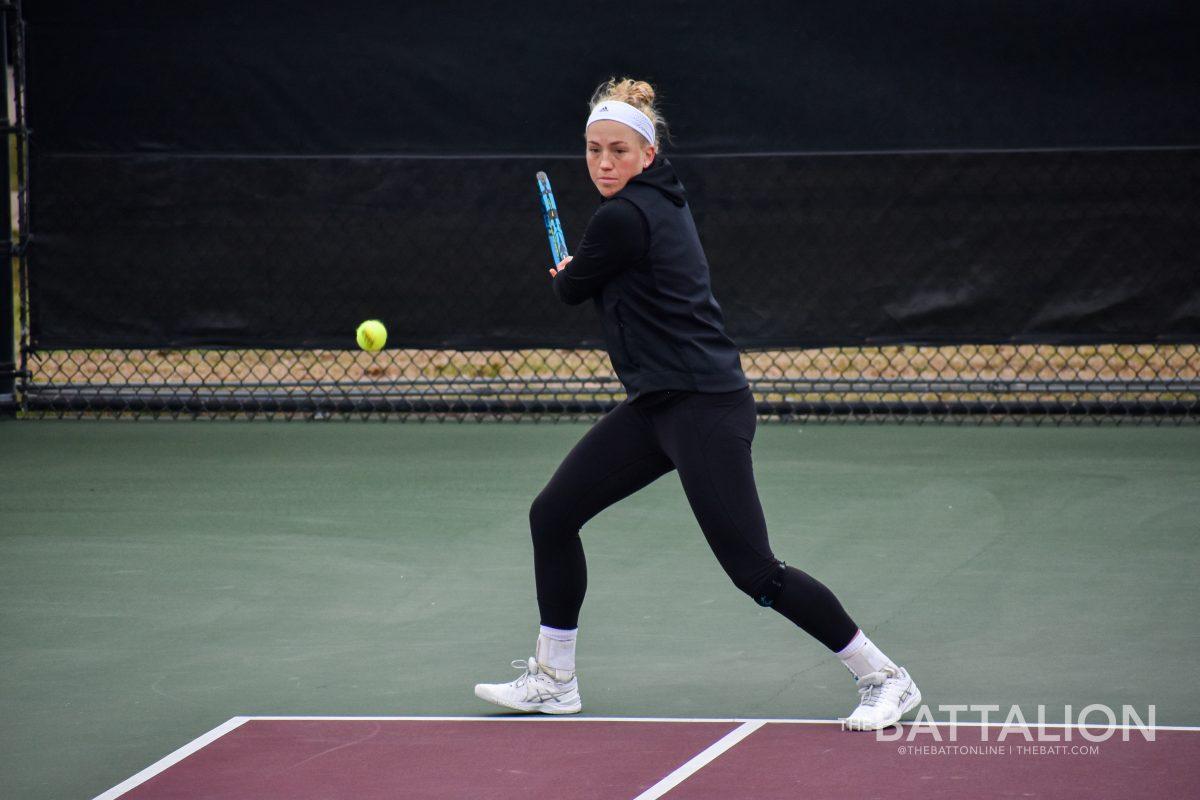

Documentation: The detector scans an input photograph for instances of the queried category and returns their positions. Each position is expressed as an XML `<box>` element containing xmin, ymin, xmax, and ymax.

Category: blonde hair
<box><xmin>588</xmin><ymin>77</ymin><xmax>669</xmax><ymax>149</ymax></box>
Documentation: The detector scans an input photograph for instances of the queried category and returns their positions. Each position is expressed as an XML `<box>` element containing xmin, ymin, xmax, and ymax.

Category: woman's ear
<box><xmin>643</xmin><ymin>145</ymin><xmax>656</xmax><ymax>169</ymax></box>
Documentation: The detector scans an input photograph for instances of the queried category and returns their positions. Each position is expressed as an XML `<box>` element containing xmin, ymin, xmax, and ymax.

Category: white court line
<box><xmin>92</xmin><ymin>716</ymin><xmax>249</xmax><ymax>800</ymax></box>
<box><xmin>630</xmin><ymin>720</ymin><xmax>765</xmax><ymax>800</ymax></box>
<box><xmin>243</xmin><ymin>714</ymin><xmax>826</xmax><ymax>724</ymax></box>
<box><xmin>240</xmin><ymin>715</ymin><xmax>1200</xmax><ymax>732</ymax></box>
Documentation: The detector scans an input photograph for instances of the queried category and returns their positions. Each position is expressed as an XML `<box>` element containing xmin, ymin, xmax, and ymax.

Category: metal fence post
<box><xmin>0</xmin><ymin>1</ymin><xmax>14</xmax><ymax>413</ymax></box>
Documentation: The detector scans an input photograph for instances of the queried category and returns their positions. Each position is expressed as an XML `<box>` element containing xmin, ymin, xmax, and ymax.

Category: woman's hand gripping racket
<box><xmin>536</xmin><ymin>171</ymin><xmax>573</xmax><ymax>276</ymax></box>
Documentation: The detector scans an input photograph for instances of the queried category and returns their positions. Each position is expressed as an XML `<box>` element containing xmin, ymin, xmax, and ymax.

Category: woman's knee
<box><xmin>529</xmin><ymin>489</ymin><xmax>571</xmax><ymax>548</ymax></box>
<box><xmin>726</xmin><ymin>558</ymin><xmax>787</xmax><ymax>606</ymax></box>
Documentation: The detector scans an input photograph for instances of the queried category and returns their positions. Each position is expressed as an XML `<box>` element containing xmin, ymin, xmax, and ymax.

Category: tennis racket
<box><xmin>536</xmin><ymin>171</ymin><xmax>569</xmax><ymax>267</ymax></box>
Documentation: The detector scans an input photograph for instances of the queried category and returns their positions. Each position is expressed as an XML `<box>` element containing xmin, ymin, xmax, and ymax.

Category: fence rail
<box><xmin>18</xmin><ymin>344</ymin><xmax>1199</xmax><ymax>422</ymax></box>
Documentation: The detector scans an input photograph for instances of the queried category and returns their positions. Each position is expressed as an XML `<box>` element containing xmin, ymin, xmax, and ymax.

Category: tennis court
<box><xmin>5</xmin><ymin>3</ymin><xmax>1199</xmax><ymax>799</ymax></box>
<box><xmin>2</xmin><ymin>422</ymin><xmax>1197</xmax><ymax>798</ymax></box>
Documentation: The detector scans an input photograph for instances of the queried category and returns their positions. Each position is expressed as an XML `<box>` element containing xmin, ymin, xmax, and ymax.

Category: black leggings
<box><xmin>530</xmin><ymin>386</ymin><xmax>859</xmax><ymax>652</ymax></box>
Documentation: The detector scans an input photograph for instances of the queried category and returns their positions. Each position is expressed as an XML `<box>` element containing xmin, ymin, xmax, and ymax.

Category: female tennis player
<box><xmin>475</xmin><ymin>78</ymin><xmax>920</xmax><ymax>730</ymax></box>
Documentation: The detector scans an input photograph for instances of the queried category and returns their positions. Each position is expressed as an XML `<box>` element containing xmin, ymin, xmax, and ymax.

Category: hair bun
<box><xmin>625</xmin><ymin>80</ymin><xmax>655</xmax><ymax>106</ymax></box>
<box><xmin>588</xmin><ymin>77</ymin><xmax>669</xmax><ymax>148</ymax></box>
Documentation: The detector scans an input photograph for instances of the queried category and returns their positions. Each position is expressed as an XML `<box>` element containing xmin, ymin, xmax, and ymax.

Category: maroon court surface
<box><xmin>99</xmin><ymin>718</ymin><xmax>1200</xmax><ymax>800</ymax></box>
<box><xmin>668</xmin><ymin>723</ymin><xmax>1200</xmax><ymax>799</ymax></box>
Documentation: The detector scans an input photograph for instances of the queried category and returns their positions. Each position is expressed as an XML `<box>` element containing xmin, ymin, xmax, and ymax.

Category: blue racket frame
<box><xmin>536</xmin><ymin>171</ymin><xmax>569</xmax><ymax>267</ymax></box>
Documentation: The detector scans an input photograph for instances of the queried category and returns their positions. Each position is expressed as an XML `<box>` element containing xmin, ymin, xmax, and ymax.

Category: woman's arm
<box><xmin>550</xmin><ymin>198</ymin><xmax>649</xmax><ymax>305</ymax></box>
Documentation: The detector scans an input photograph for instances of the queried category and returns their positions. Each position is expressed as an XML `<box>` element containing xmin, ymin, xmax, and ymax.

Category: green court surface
<box><xmin>2</xmin><ymin>420</ymin><xmax>1198</xmax><ymax>800</ymax></box>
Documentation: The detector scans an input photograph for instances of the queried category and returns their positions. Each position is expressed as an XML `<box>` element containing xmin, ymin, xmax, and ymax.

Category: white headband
<box><xmin>586</xmin><ymin>100</ymin><xmax>656</xmax><ymax>147</ymax></box>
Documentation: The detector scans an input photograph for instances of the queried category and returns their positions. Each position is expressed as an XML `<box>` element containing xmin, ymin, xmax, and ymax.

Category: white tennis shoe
<box><xmin>841</xmin><ymin>665</ymin><xmax>921</xmax><ymax>731</ymax></box>
<box><xmin>474</xmin><ymin>657</ymin><xmax>582</xmax><ymax>715</ymax></box>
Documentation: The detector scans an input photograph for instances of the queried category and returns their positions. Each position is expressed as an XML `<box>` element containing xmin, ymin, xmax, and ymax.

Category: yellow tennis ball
<box><xmin>356</xmin><ymin>319</ymin><xmax>387</xmax><ymax>352</ymax></box>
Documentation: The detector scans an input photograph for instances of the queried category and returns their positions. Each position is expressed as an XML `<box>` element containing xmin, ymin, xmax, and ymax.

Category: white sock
<box><xmin>836</xmin><ymin>629</ymin><xmax>898</xmax><ymax>680</ymax></box>
<box><xmin>535</xmin><ymin>625</ymin><xmax>577</xmax><ymax>680</ymax></box>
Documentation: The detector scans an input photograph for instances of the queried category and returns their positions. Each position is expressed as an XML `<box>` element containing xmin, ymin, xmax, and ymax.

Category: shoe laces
<box><xmin>510</xmin><ymin>657</ymin><xmax>538</xmax><ymax>688</ymax></box>
<box><xmin>855</xmin><ymin>666</ymin><xmax>903</xmax><ymax>708</ymax></box>
<box><xmin>508</xmin><ymin>657</ymin><xmax>571</xmax><ymax>702</ymax></box>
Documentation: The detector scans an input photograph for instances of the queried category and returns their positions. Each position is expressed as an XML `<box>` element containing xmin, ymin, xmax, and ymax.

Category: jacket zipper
<box><xmin>614</xmin><ymin>302</ymin><xmax>640</xmax><ymax>368</ymax></box>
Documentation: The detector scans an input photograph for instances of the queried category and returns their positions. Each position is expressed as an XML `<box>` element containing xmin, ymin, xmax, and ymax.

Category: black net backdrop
<box><xmin>30</xmin><ymin>150</ymin><xmax>1200</xmax><ymax>350</ymax></box>
<box><xmin>20</xmin><ymin>0</ymin><xmax>1200</xmax><ymax>419</ymax></box>
<box><xmin>24</xmin><ymin>1</ymin><xmax>1200</xmax><ymax>155</ymax></box>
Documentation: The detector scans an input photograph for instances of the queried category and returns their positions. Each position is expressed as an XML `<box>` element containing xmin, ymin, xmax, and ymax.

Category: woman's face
<box><xmin>586</xmin><ymin>119</ymin><xmax>656</xmax><ymax>198</ymax></box>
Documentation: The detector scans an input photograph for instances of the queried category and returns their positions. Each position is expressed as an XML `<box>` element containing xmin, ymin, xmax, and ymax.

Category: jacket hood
<box><xmin>623</xmin><ymin>156</ymin><xmax>687</xmax><ymax>207</ymax></box>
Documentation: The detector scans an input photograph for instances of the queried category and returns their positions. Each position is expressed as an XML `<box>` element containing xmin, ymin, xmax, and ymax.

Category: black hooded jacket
<box><xmin>551</xmin><ymin>157</ymin><xmax>748</xmax><ymax>401</ymax></box>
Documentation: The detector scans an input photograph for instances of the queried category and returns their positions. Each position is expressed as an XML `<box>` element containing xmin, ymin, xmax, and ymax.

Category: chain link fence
<box><xmin>13</xmin><ymin>2</ymin><xmax>1199</xmax><ymax>423</ymax></box>
<box><xmin>18</xmin><ymin>342</ymin><xmax>1199</xmax><ymax>422</ymax></box>
<box><xmin>20</xmin><ymin>147</ymin><xmax>1200</xmax><ymax>423</ymax></box>
<box><xmin>19</xmin><ymin>149</ymin><xmax>1200</xmax><ymax>422</ymax></box>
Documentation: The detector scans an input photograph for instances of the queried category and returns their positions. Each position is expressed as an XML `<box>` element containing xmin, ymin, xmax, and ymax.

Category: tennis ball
<box><xmin>356</xmin><ymin>319</ymin><xmax>387</xmax><ymax>352</ymax></box>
